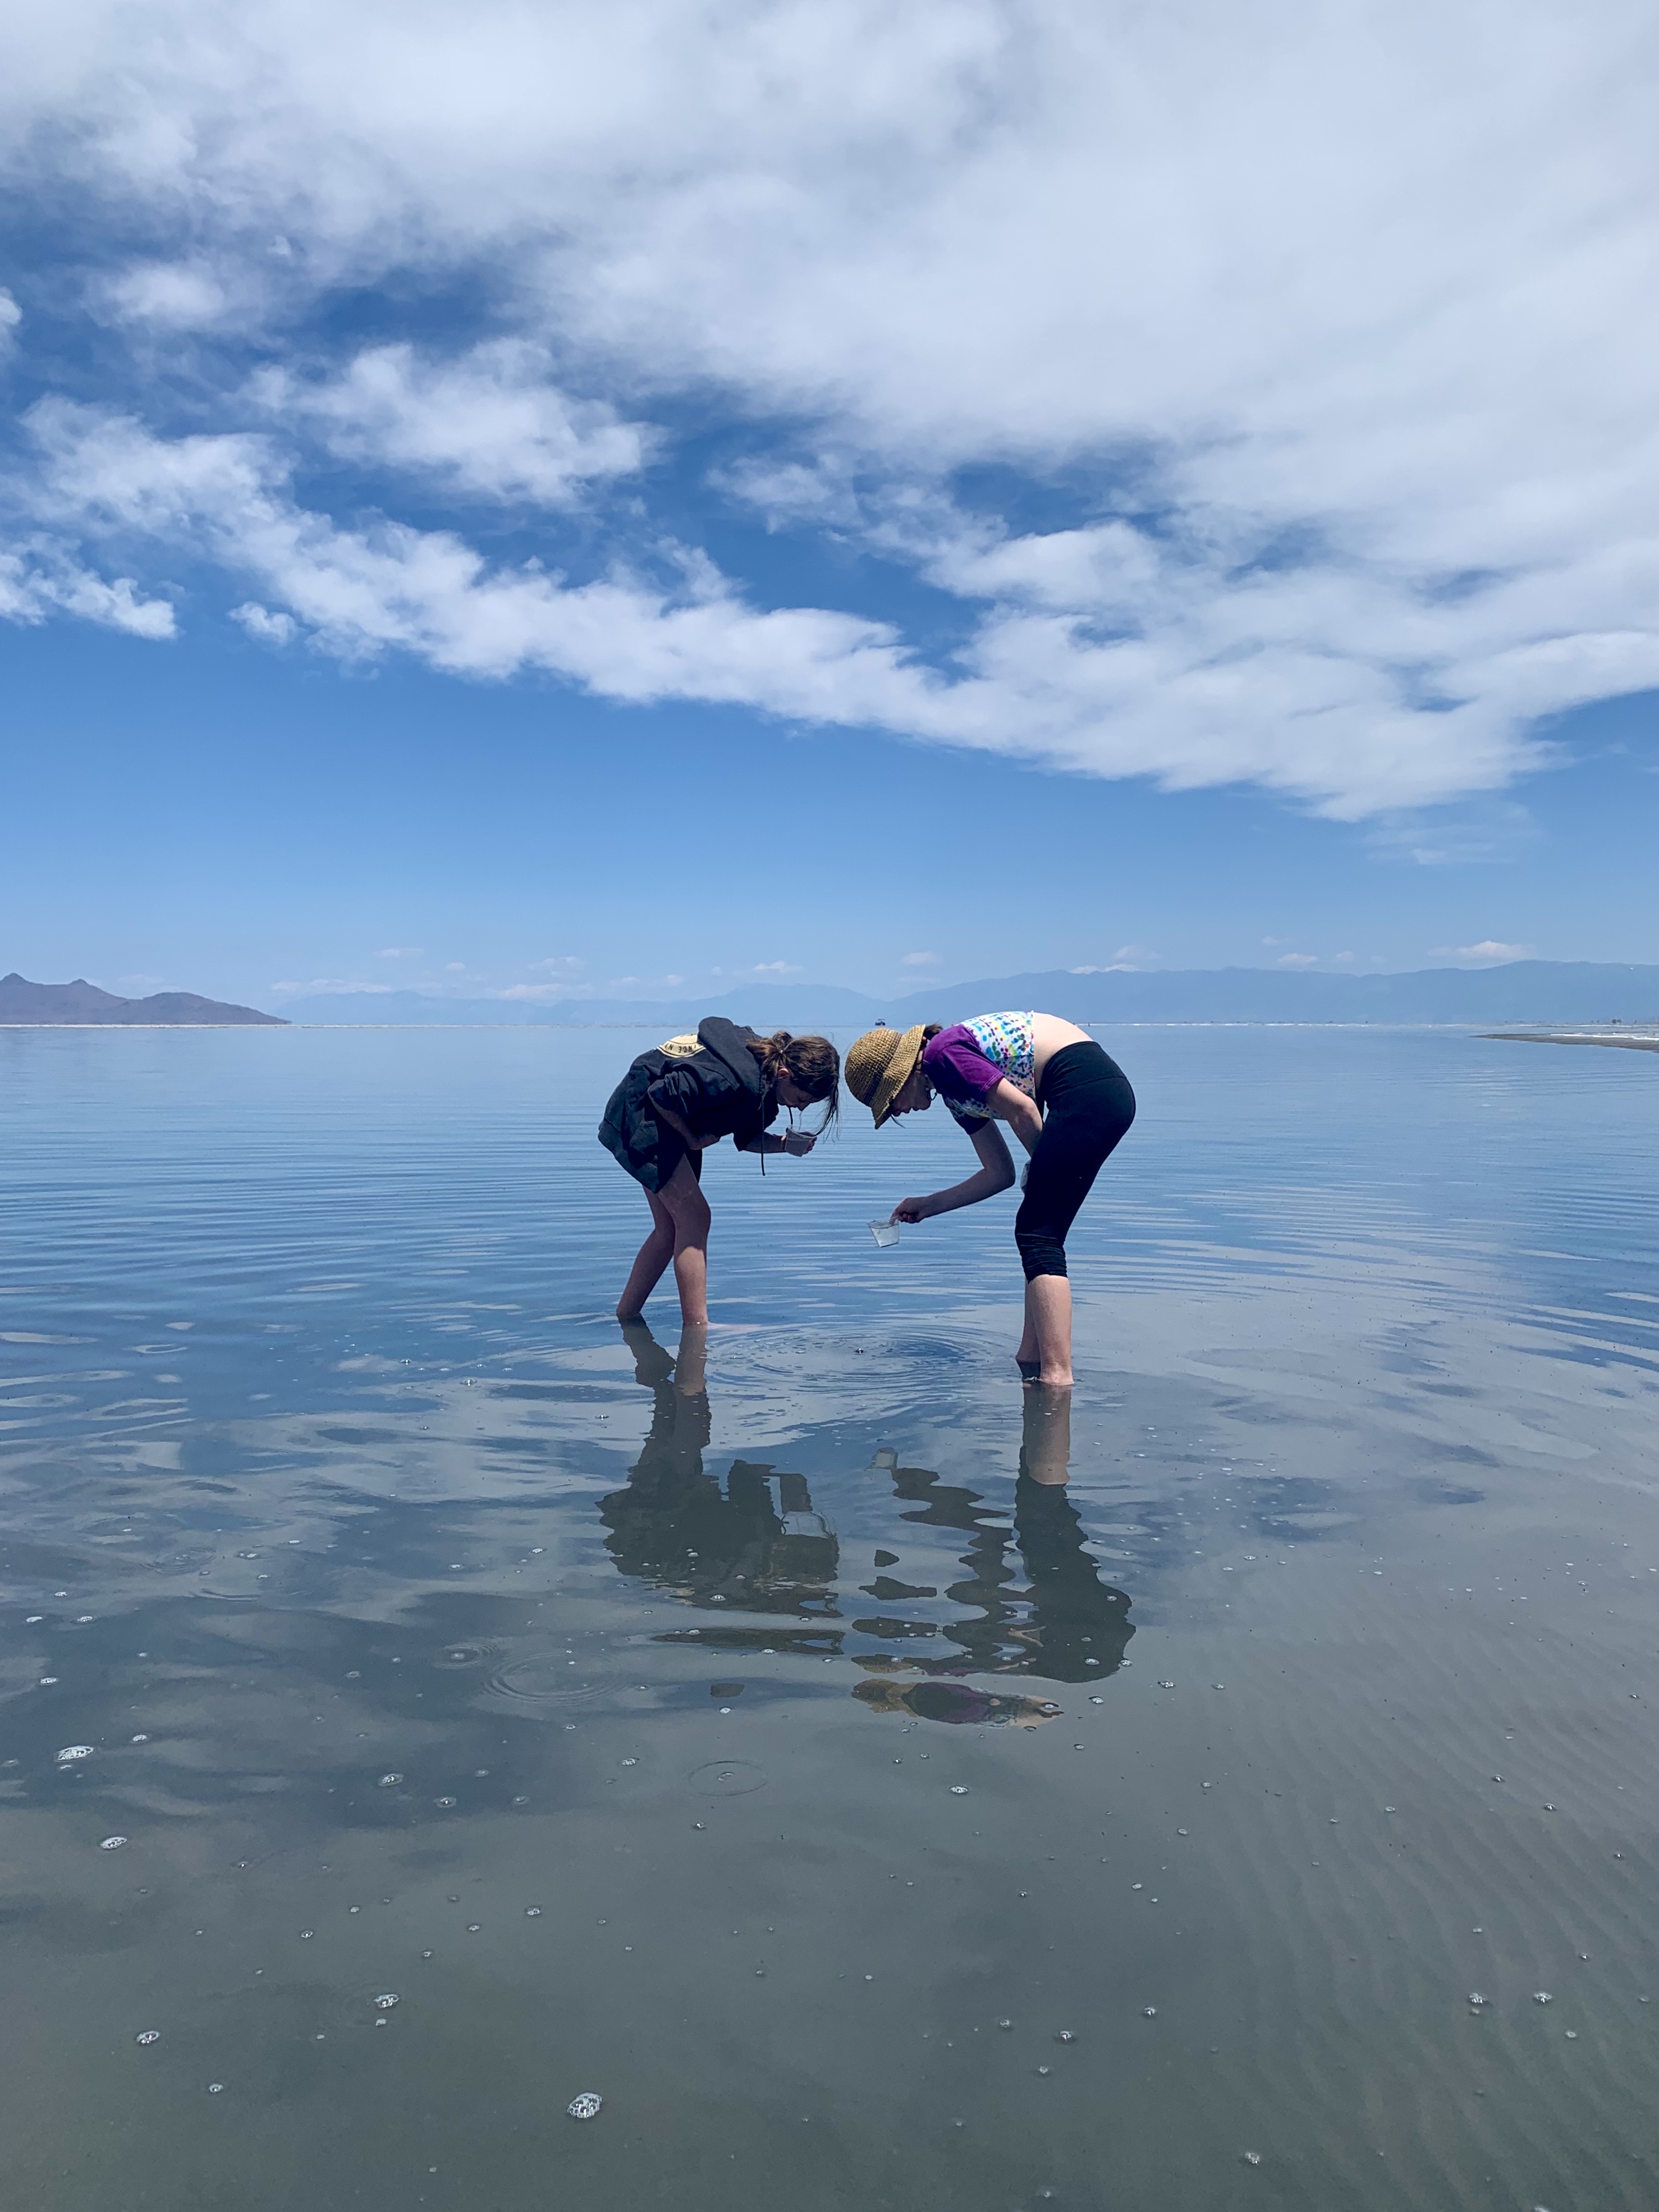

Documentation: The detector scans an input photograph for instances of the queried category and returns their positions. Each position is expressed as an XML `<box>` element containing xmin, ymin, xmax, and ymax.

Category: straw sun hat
<box><xmin>844</xmin><ymin>1024</ymin><xmax>929</xmax><ymax>1128</ymax></box>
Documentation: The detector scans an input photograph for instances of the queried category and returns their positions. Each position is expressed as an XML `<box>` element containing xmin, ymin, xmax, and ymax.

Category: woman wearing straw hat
<box><xmin>843</xmin><ymin>1013</ymin><xmax>1134</xmax><ymax>1387</ymax></box>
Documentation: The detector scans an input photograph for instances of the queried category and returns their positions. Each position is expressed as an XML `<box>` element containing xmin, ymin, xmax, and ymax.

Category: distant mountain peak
<box><xmin>0</xmin><ymin>973</ymin><xmax>286</xmax><ymax>1026</ymax></box>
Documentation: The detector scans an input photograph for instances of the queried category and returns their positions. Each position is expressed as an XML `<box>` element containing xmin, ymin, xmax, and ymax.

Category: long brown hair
<box><xmin>747</xmin><ymin>1031</ymin><xmax>841</xmax><ymax>1130</ymax></box>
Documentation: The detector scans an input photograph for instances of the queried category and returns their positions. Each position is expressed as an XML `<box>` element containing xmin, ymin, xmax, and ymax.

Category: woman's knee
<box><xmin>664</xmin><ymin>1186</ymin><xmax>711</xmax><ymax>1247</ymax></box>
<box><xmin>1015</xmin><ymin>1199</ymin><xmax>1067</xmax><ymax>1280</ymax></box>
<box><xmin>1016</xmin><ymin>1227</ymin><xmax>1067</xmax><ymax>1280</ymax></box>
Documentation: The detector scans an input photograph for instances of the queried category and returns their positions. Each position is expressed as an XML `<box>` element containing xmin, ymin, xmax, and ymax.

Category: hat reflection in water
<box><xmin>845</xmin><ymin>1012</ymin><xmax>1135</xmax><ymax>1389</ymax></box>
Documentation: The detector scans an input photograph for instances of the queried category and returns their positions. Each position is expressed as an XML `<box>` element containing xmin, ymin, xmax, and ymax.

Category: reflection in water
<box><xmin>852</xmin><ymin>1678</ymin><xmax>1062</xmax><ymax>1727</ymax></box>
<box><xmin>600</xmin><ymin>1324</ymin><xmax>841</xmax><ymax>1629</ymax></box>
<box><xmin>602</xmin><ymin>1324</ymin><xmax>1132</xmax><ymax>1710</ymax></box>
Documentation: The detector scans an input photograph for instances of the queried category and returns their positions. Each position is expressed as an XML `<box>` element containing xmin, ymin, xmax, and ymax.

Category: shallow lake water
<box><xmin>3</xmin><ymin>1023</ymin><xmax>1658</xmax><ymax>2210</ymax></box>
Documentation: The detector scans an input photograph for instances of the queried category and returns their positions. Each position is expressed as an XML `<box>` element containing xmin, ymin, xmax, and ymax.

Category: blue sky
<box><xmin>2</xmin><ymin>0</ymin><xmax>1658</xmax><ymax>1010</ymax></box>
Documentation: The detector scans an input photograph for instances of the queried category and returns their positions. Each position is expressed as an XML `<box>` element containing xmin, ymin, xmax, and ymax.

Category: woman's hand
<box><xmin>892</xmin><ymin>1196</ymin><xmax>933</xmax><ymax>1224</ymax></box>
<box><xmin>782</xmin><ymin>1130</ymin><xmax>816</xmax><ymax>1157</ymax></box>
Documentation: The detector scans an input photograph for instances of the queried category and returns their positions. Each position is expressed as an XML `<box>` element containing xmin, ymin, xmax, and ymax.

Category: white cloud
<box><xmin>750</xmin><ymin>960</ymin><xmax>801</xmax><ymax>974</ymax></box>
<box><xmin>100</xmin><ymin>260</ymin><xmax>232</xmax><ymax>329</ymax></box>
<box><xmin>1275</xmin><ymin>952</ymin><xmax>1319</xmax><ymax>969</ymax></box>
<box><xmin>901</xmin><ymin>950</ymin><xmax>940</xmax><ymax>966</ymax></box>
<box><xmin>0</xmin><ymin>546</ymin><xmax>174</xmax><ymax>636</ymax></box>
<box><xmin>0</xmin><ymin>288</ymin><xmax>19</xmax><ymax>354</ymax></box>
<box><xmin>1433</xmin><ymin>940</ymin><xmax>1536</xmax><ymax>963</ymax></box>
<box><xmin>233</xmin><ymin>602</ymin><xmax>296</xmax><ymax>644</ymax></box>
<box><xmin>255</xmin><ymin>341</ymin><xmax>650</xmax><ymax>505</ymax></box>
<box><xmin>376</xmin><ymin>946</ymin><xmax>424</xmax><ymax>958</ymax></box>
<box><xmin>3</xmin><ymin>0</ymin><xmax>1659</xmax><ymax>815</ymax></box>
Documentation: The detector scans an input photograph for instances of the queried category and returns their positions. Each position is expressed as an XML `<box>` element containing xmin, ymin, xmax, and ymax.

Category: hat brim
<box><xmin>868</xmin><ymin>1024</ymin><xmax>927</xmax><ymax>1128</ymax></box>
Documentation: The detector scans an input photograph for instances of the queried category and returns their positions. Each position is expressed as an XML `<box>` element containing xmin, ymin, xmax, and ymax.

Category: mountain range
<box><xmin>0</xmin><ymin>973</ymin><xmax>286</xmax><ymax>1025</ymax></box>
<box><xmin>8</xmin><ymin>961</ymin><xmax>1659</xmax><ymax>1029</ymax></box>
<box><xmin>277</xmin><ymin>961</ymin><xmax>1659</xmax><ymax>1028</ymax></box>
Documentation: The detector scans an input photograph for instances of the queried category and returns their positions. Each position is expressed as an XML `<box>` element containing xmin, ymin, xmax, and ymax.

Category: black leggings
<box><xmin>1014</xmin><ymin>1042</ymin><xmax>1135</xmax><ymax>1280</ymax></box>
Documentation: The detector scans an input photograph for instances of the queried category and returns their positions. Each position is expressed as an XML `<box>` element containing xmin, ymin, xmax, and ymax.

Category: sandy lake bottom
<box><xmin>2</xmin><ymin>1022</ymin><xmax>1657</xmax><ymax>2211</ymax></box>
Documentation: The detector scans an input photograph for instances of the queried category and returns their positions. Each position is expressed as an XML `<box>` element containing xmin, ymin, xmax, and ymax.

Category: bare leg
<box><xmin>616</xmin><ymin>1188</ymin><xmax>677</xmax><ymax>1322</ymax></box>
<box><xmin>1021</xmin><ymin>1380</ymin><xmax>1073</xmax><ymax>1484</ymax></box>
<box><xmin>654</xmin><ymin>1155</ymin><xmax>713</xmax><ymax>1330</ymax></box>
<box><xmin>1024</xmin><ymin>1273</ymin><xmax>1074</xmax><ymax>1387</ymax></box>
<box><xmin>673</xmin><ymin>1321</ymin><xmax>709</xmax><ymax>1397</ymax></box>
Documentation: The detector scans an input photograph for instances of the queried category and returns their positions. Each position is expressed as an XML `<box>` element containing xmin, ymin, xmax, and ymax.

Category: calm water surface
<box><xmin>3</xmin><ymin>1024</ymin><xmax>1658</xmax><ymax>2210</ymax></box>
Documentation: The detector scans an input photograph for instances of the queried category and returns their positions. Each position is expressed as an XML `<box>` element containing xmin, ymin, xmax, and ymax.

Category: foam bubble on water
<box><xmin>1142</xmin><ymin>2008</ymin><xmax>1157</xmax><ymax>2018</ymax></box>
<box><xmin>435</xmin><ymin>1797</ymin><xmax>456</xmax><ymax>1807</ymax></box>
<box><xmin>1468</xmin><ymin>1992</ymin><xmax>1488</xmax><ymax>2008</ymax></box>
<box><xmin>38</xmin><ymin>1677</ymin><xmax>57</xmax><ymax>1687</ymax></box>
<box><xmin>300</xmin><ymin>1930</ymin><xmax>314</xmax><ymax>1940</ymax></box>
<box><xmin>56</xmin><ymin>1745</ymin><xmax>93</xmax><ymax>1763</ymax></box>
<box><xmin>374</xmin><ymin>1993</ymin><xmax>399</xmax><ymax>2009</ymax></box>
<box><xmin>1243</xmin><ymin>2151</ymin><xmax>1262</xmax><ymax>2167</ymax></box>
<box><xmin>131</xmin><ymin>1734</ymin><xmax>149</xmax><ymax>1743</ymax></box>
<box><xmin>135</xmin><ymin>2030</ymin><xmax>160</xmax><ymax>2045</ymax></box>
<box><xmin>1055</xmin><ymin>2030</ymin><xmax>1075</xmax><ymax>2044</ymax></box>
<box><xmin>1534</xmin><ymin>1990</ymin><xmax>1553</xmax><ymax>2004</ymax></box>
<box><xmin>567</xmin><ymin>2092</ymin><xmax>603</xmax><ymax>2121</ymax></box>
<box><xmin>997</xmin><ymin>2018</ymin><xmax>1012</xmax><ymax>2030</ymax></box>
<box><xmin>208</xmin><ymin>2082</ymin><xmax>223</xmax><ymax>2094</ymax></box>
<box><xmin>26</xmin><ymin>1615</ymin><xmax>42</xmax><ymax>1624</ymax></box>
<box><xmin>950</xmin><ymin>1785</ymin><xmax>969</xmax><ymax>1796</ymax></box>
<box><xmin>100</xmin><ymin>1835</ymin><xmax>127</xmax><ymax>1850</ymax></box>
<box><xmin>1157</xmin><ymin>1681</ymin><xmax>1175</xmax><ymax>1690</ymax></box>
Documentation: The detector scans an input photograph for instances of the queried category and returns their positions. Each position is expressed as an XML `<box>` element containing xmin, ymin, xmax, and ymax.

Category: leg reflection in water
<box><xmin>856</xmin><ymin>1385</ymin><xmax>1134</xmax><ymax>1710</ymax></box>
<box><xmin>601</xmin><ymin>1321</ymin><xmax>841</xmax><ymax>1637</ymax></box>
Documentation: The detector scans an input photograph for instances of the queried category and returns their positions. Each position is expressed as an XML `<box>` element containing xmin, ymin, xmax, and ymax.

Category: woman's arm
<box><xmin>735</xmin><ymin>1130</ymin><xmax>817</xmax><ymax>1156</ymax></box>
<box><xmin>892</xmin><ymin>1121</ymin><xmax>1016</xmax><ymax>1222</ymax></box>
<box><xmin>984</xmin><ymin>1078</ymin><xmax>1044</xmax><ymax>1156</ymax></box>
<box><xmin>650</xmin><ymin>1098</ymin><xmax>721</xmax><ymax>1151</ymax></box>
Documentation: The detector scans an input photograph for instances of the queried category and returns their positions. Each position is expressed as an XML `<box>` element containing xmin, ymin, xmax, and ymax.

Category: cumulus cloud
<box><xmin>0</xmin><ymin>546</ymin><xmax>173</xmax><ymax>636</ymax></box>
<box><xmin>901</xmin><ymin>950</ymin><xmax>940</xmax><ymax>965</ymax></box>
<box><xmin>1275</xmin><ymin>952</ymin><xmax>1320</xmax><ymax>969</ymax></box>
<box><xmin>2</xmin><ymin>0</ymin><xmax>1658</xmax><ymax>816</ymax></box>
<box><xmin>255</xmin><ymin>341</ymin><xmax>650</xmax><ymax>505</ymax></box>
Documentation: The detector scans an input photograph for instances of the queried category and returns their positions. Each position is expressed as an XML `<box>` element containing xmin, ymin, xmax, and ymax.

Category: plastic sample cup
<box><xmin>869</xmin><ymin>1220</ymin><xmax>901</xmax><ymax>1247</ymax></box>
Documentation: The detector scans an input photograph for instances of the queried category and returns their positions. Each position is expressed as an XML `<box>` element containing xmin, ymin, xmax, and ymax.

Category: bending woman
<box><xmin>599</xmin><ymin>1018</ymin><xmax>838</xmax><ymax>1329</ymax></box>
<box><xmin>844</xmin><ymin>1012</ymin><xmax>1133</xmax><ymax>1387</ymax></box>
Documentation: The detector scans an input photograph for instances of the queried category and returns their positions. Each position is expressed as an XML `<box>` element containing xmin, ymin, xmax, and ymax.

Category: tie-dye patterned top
<box><xmin>921</xmin><ymin>1011</ymin><xmax>1038</xmax><ymax>1128</ymax></box>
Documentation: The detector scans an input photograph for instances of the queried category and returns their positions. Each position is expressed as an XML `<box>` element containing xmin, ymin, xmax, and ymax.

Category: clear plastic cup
<box><xmin>869</xmin><ymin>1219</ymin><xmax>901</xmax><ymax>1247</ymax></box>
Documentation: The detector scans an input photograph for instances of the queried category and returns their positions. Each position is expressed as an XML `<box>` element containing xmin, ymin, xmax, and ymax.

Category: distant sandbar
<box><xmin>1485</xmin><ymin>1031</ymin><xmax>1659</xmax><ymax>1054</ymax></box>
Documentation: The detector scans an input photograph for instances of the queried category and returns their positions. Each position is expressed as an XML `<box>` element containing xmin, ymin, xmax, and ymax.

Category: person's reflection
<box><xmin>601</xmin><ymin>1321</ymin><xmax>840</xmax><ymax>1620</ymax></box>
<box><xmin>856</xmin><ymin>1385</ymin><xmax>1133</xmax><ymax>1696</ymax></box>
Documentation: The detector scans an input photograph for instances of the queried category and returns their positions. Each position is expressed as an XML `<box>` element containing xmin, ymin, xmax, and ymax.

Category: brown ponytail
<box><xmin>747</xmin><ymin>1031</ymin><xmax>841</xmax><ymax>1129</ymax></box>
